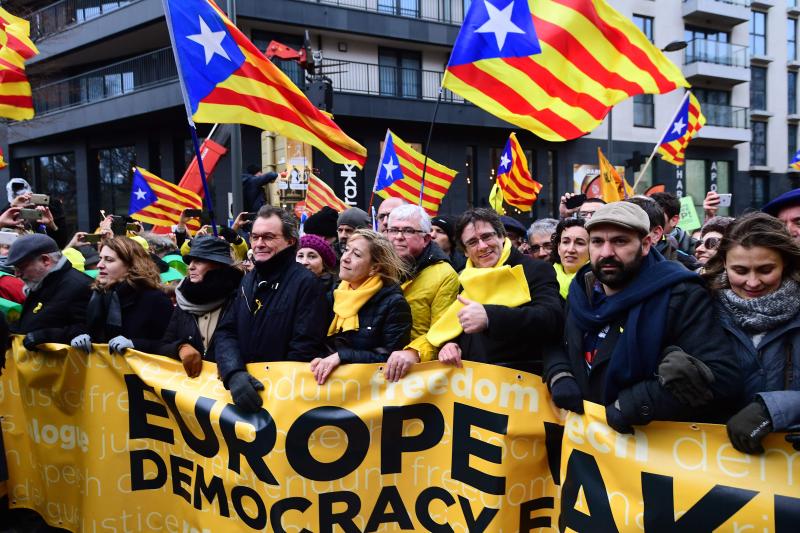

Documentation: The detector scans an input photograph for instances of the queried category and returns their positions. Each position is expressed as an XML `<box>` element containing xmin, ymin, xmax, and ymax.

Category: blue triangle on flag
<box><xmin>497</xmin><ymin>136</ymin><xmax>514</xmax><ymax>176</ymax></box>
<box><xmin>129</xmin><ymin>169</ymin><xmax>159</xmax><ymax>215</ymax></box>
<box><xmin>375</xmin><ymin>134</ymin><xmax>403</xmax><ymax>191</ymax></box>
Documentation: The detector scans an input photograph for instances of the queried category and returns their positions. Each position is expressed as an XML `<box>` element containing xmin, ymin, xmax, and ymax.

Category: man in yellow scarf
<box><xmin>426</xmin><ymin>209</ymin><xmax>563</xmax><ymax>374</ymax></box>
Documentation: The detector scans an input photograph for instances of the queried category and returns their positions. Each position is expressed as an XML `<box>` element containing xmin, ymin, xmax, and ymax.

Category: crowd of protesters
<box><xmin>1</xmin><ymin>175</ymin><xmax>800</xmax><ymax>462</ymax></box>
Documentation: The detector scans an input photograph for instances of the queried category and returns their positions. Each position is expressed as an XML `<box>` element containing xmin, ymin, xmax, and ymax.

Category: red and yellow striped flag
<box><xmin>0</xmin><ymin>7</ymin><xmax>38</xmax><ymax>121</ymax></box>
<box><xmin>657</xmin><ymin>92</ymin><xmax>706</xmax><ymax>166</ymax></box>
<box><xmin>129</xmin><ymin>167</ymin><xmax>202</xmax><ymax>230</ymax></box>
<box><xmin>306</xmin><ymin>174</ymin><xmax>348</xmax><ymax>214</ymax></box>
<box><xmin>443</xmin><ymin>0</ymin><xmax>688</xmax><ymax>141</ymax></box>
<box><xmin>496</xmin><ymin>132</ymin><xmax>542</xmax><ymax>211</ymax></box>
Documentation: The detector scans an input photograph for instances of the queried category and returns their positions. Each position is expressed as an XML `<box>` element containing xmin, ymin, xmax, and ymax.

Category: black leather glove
<box><xmin>657</xmin><ymin>346</ymin><xmax>715</xmax><ymax>407</ymax></box>
<box><xmin>227</xmin><ymin>371</ymin><xmax>264</xmax><ymax>412</ymax></box>
<box><xmin>726</xmin><ymin>400</ymin><xmax>773</xmax><ymax>454</ymax></box>
<box><xmin>550</xmin><ymin>374</ymin><xmax>584</xmax><ymax>414</ymax></box>
<box><xmin>23</xmin><ymin>332</ymin><xmax>44</xmax><ymax>352</ymax></box>
<box><xmin>218</xmin><ymin>226</ymin><xmax>242</xmax><ymax>245</ymax></box>
<box><xmin>606</xmin><ymin>401</ymin><xmax>634</xmax><ymax>434</ymax></box>
<box><xmin>786</xmin><ymin>433</ymin><xmax>800</xmax><ymax>451</ymax></box>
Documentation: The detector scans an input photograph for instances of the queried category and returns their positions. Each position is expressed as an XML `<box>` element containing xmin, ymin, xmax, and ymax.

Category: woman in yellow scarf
<box><xmin>551</xmin><ymin>218</ymin><xmax>590</xmax><ymax>299</ymax></box>
<box><xmin>310</xmin><ymin>229</ymin><xmax>412</xmax><ymax>385</ymax></box>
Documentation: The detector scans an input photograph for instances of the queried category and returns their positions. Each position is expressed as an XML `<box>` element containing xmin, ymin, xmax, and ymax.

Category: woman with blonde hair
<box><xmin>311</xmin><ymin>229</ymin><xmax>411</xmax><ymax>385</ymax></box>
<box><xmin>77</xmin><ymin>237</ymin><xmax>173</xmax><ymax>354</ymax></box>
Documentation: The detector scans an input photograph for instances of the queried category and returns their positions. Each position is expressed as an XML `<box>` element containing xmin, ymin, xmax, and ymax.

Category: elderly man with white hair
<box><xmin>383</xmin><ymin>204</ymin><xmax>459</xmax><ymax>381</ymax></box>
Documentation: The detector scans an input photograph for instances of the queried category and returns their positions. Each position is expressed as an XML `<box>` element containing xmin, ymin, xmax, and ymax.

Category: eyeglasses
<box><xmin>250</xmin><ymin>233</ymin><xmax>282</xmax><ymax>243</ymax></box>
<box><xmin>386</xmin><ymin>227</ymin><xmax>426</xmax><ymax>237</ymax></box>
<box><xmin>529</xmin><ymin>243</ymin><xmax>553</xmax><ymax>254</ymax></box>
<box><xmin>700</xmin><ymin>237</ymin><xmax>721</xmax><ymax>249</ymax></box>
<box><xmin>463</xmin><ymin>231</ymin><xmax>498</xmax><ymax>249</ymax></box>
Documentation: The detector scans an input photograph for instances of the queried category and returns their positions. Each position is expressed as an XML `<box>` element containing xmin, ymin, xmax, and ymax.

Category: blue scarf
<box><xmin>567</xmin><ymin>249</ymin><xmax>699</xmax><ymax>403</ymax></box>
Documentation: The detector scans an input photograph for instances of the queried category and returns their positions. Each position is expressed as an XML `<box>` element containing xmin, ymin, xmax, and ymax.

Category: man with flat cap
<box><xmin>6</xmin><ymin>234</ymin><xmax>92</xmax><ymax>351</ymax></box>
<box><xmin>543</xmin><ymin>202</ymin><xmax>741</xmax><ymax>433</ymax></box>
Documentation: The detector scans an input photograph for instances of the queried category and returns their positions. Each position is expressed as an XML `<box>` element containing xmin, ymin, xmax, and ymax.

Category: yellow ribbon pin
<box><xmin>32</xmin><ymin>302</ymin><xmax>43</xmax><ymax>314</ymax></box>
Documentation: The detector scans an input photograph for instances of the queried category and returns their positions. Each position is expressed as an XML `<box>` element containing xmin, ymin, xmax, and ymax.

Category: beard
<box><xmin>591</xmin><ymin>246</ymin><xmax>644</xmax><ymax>290</ymax></box>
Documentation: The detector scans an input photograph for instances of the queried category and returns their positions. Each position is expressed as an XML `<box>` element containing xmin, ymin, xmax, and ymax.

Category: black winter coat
<box><xmin>456</xmin><ymin>247</ymin><xmax>564</xmax><ymax>375</ymax></box>
<box><xmin>328</xmin><ymin>283</ymin><xmax>412</xmax><ymax>363</ymax></box>
<box><xmin>543</xmin><ymin>272</ymin><xmax>743</xmax><ymax>424</ymax></box>
<box><xmin>215</xmin><ymin>246</ymin><xmax>329</xmax><ymax>383</ymax></box>
<box><xmin>13</xmin><ymin>260</ymin><xmax>92</xmax><ymax>343</ymax></box>
<box><xmin>159</xmin><ymin>295</ymin><xmax>235</xmax><ymax>362</ymax></box>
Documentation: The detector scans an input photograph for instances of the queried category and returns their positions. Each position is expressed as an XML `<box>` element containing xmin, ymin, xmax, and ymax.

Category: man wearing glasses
<box><xmin>215</xmin><ymin>206</ymin><xmax>328</xmax><ymax>412</ymax></box>
<box><xmin>430</xmin><ymin>208</ymin><xmax>563</xmax><ymax>375</ymax></box>
<box><xmin>383</xmin><ymin>205</ymin><xmax>459</xmax><ymax>382</ymax></box>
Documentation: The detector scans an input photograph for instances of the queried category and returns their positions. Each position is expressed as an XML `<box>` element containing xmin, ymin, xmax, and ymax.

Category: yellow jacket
<box><xmin>402</xmin><ymin>248</ymin><xmax>460</xmax><ymax>361</ymax></box>
<box><xmin>553</xmin><ymin>262</ymin><xmax>576</xmax><ymax>300</ymax></box>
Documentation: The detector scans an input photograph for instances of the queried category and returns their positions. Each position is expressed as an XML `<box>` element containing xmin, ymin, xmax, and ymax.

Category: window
<box><xmin>750</xmin><ymin>121</ymin><xmax>768</xmax><ymax>166</ymax></box>
<box><xmin>751</xmin><ymin>66</ymin><xmax>767</xmax><ymax>110</ymax></box>
<box><xmin>687</xmin><ymin>160</ymin><xmax>731</xmax><ymax>217</ymax></box>
<box><xmin>378</xmin><ymin>48</ymin><xmax>421</xmax><ymax>99</ymax></box>
<box><xmin>790</xmin><ymin>18</ymin><xmax>798</xmax><ymax>62</ymax></box>
<box><xmin>685</xmin><ymin>26</ymin><xmax>731</xmax><ymax>65</ymax></box>
<box><xmin>790</xmin><ymin>71</ymin><xmax>798</xmax><ymax>114</ymax></box>
<box><xmin>790</xmin><ymin>124</ymin><xmax>798</xmax><ymax>160</ymax></box>
<box><xmin>694</xmin><ymin>88</ymin><xmax>732</xmax><ymax>126</ymax></box>
<box><xmin>97</xmin><ymin>146</ymin><xmax>136</xmax><ymax>216</ymax></box>
<box><xmin>750</xmin><ymin>11</ymin><xmax>767</xmax><ymax>57</ymax></box>
<box><xmin>685</xmin><ymin>26</ymin><xmax>729</xmax><ymax>43</ymax></box>
<box><xmin>633</xmin><ymin>15</ymin><xmax>653</xmax><ymax>42</ymax></box>
<box><xmin>378</xmin><ymin>0</ymin><xmax>420</xmax><ymax>18</ymax></box>
<box><xmin>750</xmin><ymin>175</ymin><xmax>769</xmax><ymax>209</ymax></box>
<box><xmin>251</xmin><ymin>31</ymin><xmax>305</xmax><ymax>88</ymax></box>
<box><xmin>633</xmin><ymin>95</ymin><xmax>654</xmax><ymax>127</ymax></box>
<box><xmin>14</xmin><ymin>153</ymin><xmax>78</xmax><ymax>236</ymax></box>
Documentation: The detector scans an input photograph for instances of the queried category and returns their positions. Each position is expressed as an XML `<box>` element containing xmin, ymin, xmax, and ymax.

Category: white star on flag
<box><xmin>187</xmin><ymin>17</ymin><xmax>230</xmax><ymax>65</ymax></box>
<box><xmin>383</xmin><ymin>157</ymin><xmax>399</xmax><ymax>179</ymax></box>
<box><xmin>671</xmin><ymin>117</ymin><xmax>687</xmax><ymax>135</ymax></box>
<box><xmin>500</xmin><ymin>152</ymin><xmax>511</xmax><ymax>169</ymax></box>
<box><xmin>134</xmin><ymin>188</ymin><xmax>147</xmax><ymax>200</ymax></box>
<box><xmin>476</xmin><ymin>0</ymin><xmax>526</xmax><ymax>51</ymax></box>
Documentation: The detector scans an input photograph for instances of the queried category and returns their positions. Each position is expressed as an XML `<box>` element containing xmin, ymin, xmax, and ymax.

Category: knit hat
<box><xmin>303</xmin><ymin>206</ymin><xmax>338</xmax><ymax>238</ymax></box>
<box><xmin>337</xmin><ymin>207</ymin><xmax>370</xmax><ymax>229</ymax></box>
<box><xmin>298</xmin><ymin>234</ymin><xmax>337</xmax><ymax>269</ymax></box>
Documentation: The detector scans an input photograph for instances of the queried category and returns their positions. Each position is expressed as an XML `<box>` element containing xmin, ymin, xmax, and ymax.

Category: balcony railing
<box><xmin>700</xmin><ymin>103</ymin><xmax>749</xmax><ymax>128</ymax></box>
<box><xmin>292</xmin><ymin>0</ymin><xmax>466</xmax><ymax>25</ymax></box>
<box><xmin>682</xmin><ymin>0</ymin><xmax>750</xmax><ymax>5</ymax></box>
<box><xmin>685</xmin><ymin>39</ymin><xmax>749</xmax><ymax>67</ymax></box>
<box><xmin>32</xmin><ymin>47</ymin><xmax>177</xmax><ymax>116</ymax></box>
<box><xmin>28</xmin><ymin>0</ymin><xmax>139</xmax><ymax>41</ymax></box>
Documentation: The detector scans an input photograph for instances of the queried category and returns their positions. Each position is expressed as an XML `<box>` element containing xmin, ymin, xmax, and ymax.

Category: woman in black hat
<box><xmin>158</xmin><ymin>236</ymin><xmax>243</xmax><ymax>377</ymax></box>
<box><xmin>430</xmin><ymin>215</ymin><xmax>466</xmax><ymax>272</ymax></box>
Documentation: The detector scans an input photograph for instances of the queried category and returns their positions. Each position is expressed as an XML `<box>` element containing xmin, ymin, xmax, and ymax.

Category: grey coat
<box><xmin>718</xmin><ymin>306</ymin><xmax>800</xmax><ymax>431</ymax></box>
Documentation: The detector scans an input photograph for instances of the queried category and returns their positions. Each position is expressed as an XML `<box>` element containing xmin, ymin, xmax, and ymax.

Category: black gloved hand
<box><xmin>550</xmin><ymin>374</ymin><xmax>584</xmax><ymax>414</ymax></box>
<box><xmin>657</xmin><ymin>346</ymin><xmax>715</xmax><ymax>407</ymax></box>
<box><xmin>605</xmin><ymin>401</ymin><xmax>634</xmax><ymax>434</ymax></box>
<box><xmin>23</xmin><ymin>332</ymin><xmax>44</xmax><ymax>352</ymax></box>
<box><xmin>227</xmin><ymin>371</ymin><xmax>264</xmax><ymax>412</ymax></box>
<box><xmin>218</xmin><ymin>226</ymin><xmax>241</xmax><ymax>245</ymax></box>
<box><xmin>726</xmin><ymin>400</ymin><xmax>773</xmax><ymax>454</ymax></box>
<box><xmin>786</xmin><ymin>433</ymin><xmax>800</xmax><ymax>451</ymax></box>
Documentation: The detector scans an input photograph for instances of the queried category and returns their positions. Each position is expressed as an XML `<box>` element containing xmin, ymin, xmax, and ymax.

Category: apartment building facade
<box><xmin>2</xmin><ymin>0</ymin><xmax>796</xmax><ymax>233</ymax></box>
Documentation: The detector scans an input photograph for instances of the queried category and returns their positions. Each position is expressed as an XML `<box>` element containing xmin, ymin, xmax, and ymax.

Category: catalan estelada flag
<box><xmin>0</xmin><ymin>7</ymin><xmax>38</xmax><ymax>121</ymax></box>
<box><xmin>129</xmin><ymin>167</ymin><xmax>202</xmax><ymax>230</ymax></box>
<box><xmin>162</xmin><ymin>0</ymin><xmax>366</xmax><ymax>167</ymax></box>
<box><xmin>790</xmin><ymin>149</ymin><xmax>800</xmax><ymax>171</ymax></box>
<box><xmin>374</xmin><ymin>130</ymin><xmax>457</xmax><ymax>215</ymax></box>
<box><xmin>443</xmin><ymin>0</ymin><xmax>688</xmax><ymax>142</ymax></box>
<box><xmin>598</xmin><ymin>147</ymin><xmax>632</xmax><ymax>203</ymax></box>
<box><xmin>306</xmin><ymin>174</ymin><xmax>348</xmax><ymax>214</ymax></box>
<box><xmin>496</xmin><ymin>132</ymin><xmax>542</xmax><ymax>211</ymax></box>
<box><xmin>657</xmin><ymin>92</ymin><xmax>706</xmax><ymax>166</ymax></box>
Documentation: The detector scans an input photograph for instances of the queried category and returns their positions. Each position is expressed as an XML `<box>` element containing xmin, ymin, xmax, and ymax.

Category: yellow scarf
<box><xmin>427</xmin><ymin>238</ymin><xmax>531</xmax><ymax>347</ymax></box>
<box><xmin>553</xmin><ymin>262</ymin><xmax>576</xmax><ymax>299</ymax></box>
<box><xmin>327</xmin><ymin>275</ymin><xmax>384</xmax><ymax>336</ymax></box>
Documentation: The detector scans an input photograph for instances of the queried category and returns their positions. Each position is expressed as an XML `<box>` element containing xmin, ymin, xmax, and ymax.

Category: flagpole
<box><xmin>190</xmin><ymin>126</ymin><xmax>218</xmax><ymax>237</ymax></box>
<box><xmin>632</xmin><ymin>91</ymin><xmax>690</xmax><ymax>193</ymax></box>
<box><xmin>419</xmin><ymin>86</ymin><xmax>444</xmax><ymax>207</ymax></box>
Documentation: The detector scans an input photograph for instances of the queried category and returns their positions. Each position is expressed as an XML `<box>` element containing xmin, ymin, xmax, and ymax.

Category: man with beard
<box><xmin>6</xmin><ymin>234</ymin><xmax>91</xmax><ymax>350</ymax></box>
<box><xmin>543</xmin><ymin>202</ymin><xmax>741</xmax><ymax>433</ymax></box>
<box><xmin>215</xmin><ymin>206</ymin><xmax>328</xmax><ymax>412</ymax></box>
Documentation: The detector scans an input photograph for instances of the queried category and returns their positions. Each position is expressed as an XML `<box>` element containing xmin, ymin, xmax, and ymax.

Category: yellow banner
<box><xmin>0</xmin><ymin>339</ymin><xmax>797</xmax><ymax>532</ymax></box>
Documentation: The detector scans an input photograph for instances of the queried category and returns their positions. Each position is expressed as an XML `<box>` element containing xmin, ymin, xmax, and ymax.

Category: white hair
<box><xmin>388</xmin><ymin>204</ymin><xmax>432</xmax><ymax>233</ymax></box>
<box><xmin>527</xmin><ymin>218</ymin><xmax>558</xmax><ymax>239</ymax></box>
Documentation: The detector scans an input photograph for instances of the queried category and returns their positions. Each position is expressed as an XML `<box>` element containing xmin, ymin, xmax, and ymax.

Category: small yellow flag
<box><xmin>598</xmin><ymin>147</ymin><xmax>633</xmax><ymax>202</ymax></box>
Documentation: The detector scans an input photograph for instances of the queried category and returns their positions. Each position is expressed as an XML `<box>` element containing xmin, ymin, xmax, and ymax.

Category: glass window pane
<box><xmin>790</xmin><ymin>71</ymin><xmax>798</xmax><ymax>114</ymax></box>
<box><xmin>98</xmin><ymin>146</ymin><xmax>136</xmax><ymax>216</ymax></box>
<box><xmin>686</xmin><ymin>159</ymin><xmax>706</xmax><ymax>215</ymax></box>
<box><xmin>750</xmin><ymin>121</ymin><xmax>767</xmax><ymax>166</ymax></box>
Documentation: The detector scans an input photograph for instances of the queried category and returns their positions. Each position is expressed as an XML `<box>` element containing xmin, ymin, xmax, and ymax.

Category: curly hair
<box><xmin>346</xmin><ymin>229</ymin><xmax>410</xmax><ymax>285</ymax></box>
<box><xmin>549</xmin><ymin>217</ymin><xmax>588</xmax><ymax>265</ymax></box>
<box><xmin>702</xmin><ymin>212</ymin><xmax>800</xmax><ymax>291</ymax></box>
<box><xmin>94</xmin><ymin>237</ymin><xmax>162</xmax><ymax>291</ymax></box>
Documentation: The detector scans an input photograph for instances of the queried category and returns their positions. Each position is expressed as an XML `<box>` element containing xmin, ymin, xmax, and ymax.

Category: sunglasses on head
<box><xmin>701</xmin><ymin>237</ymin><xmax>720</xmax><ymax>249</ymax></box>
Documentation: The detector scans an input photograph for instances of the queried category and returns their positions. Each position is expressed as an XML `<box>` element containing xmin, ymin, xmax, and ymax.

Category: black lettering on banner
<box><xmin>286</xmin><ymin>406</ymin><xmax>369</xmax><ymax>481</ymax></box>
<box><xmin>458</xmin><ymin>495</ymin><xmax>498</xmax><ymax>533</ymax></box>
<box><xmin>641</xmin><ymin>472</ymin><xmax>757</xmax><ymax>531</ymax></box>
<box><xmin>193</xmin><ymin>464</ymin><xmax>230</xmax><ymax>517</ymax></box>
<box><xmin>559</xmin><ymin>450</ymin><xmax>618</xmax><ymax>532</ymax></box>
<box><xmin>776</xmin><ymin>494</ymin><xmax>800</xmax><ymax>532</ymax></box>
<box><xmin>231</xmin><ymin>485</ymin><xmax>268</xmax><ymax>530</ymax></box>
<box><xmin>415</xmin><ymin>487</ymin><xmax>455</xmax><ymax>533</ymax></box>
<box><xmin>129</xmin><ymin>449</ymin><xmax>167</xmax><ymax>491</ymax></box>
<box><xmin>162</xmin><ymin>389</ymin><xmax>219</xmax><ymax>457</ymax></box>
<box><xmin>519</xmin><ymin>497</ymin><xmax>554</xmax><ymax>532</ymax></box>
<box><xmin>271</xmin><ymin>497</ymin><xmax>312</xmax><ymax>533</ymax></box>
<box><xmin>452</xmin><ymin>403</ymin><xmax>507</xmax><ymax>495</ymax></box>
<box><xmin>543</xmin><ymin>421</ymin><xmax>565</xmax><ymax>485</ymax></box>
<box><xmin>364</xmin><ymin>486</ymin><xmax>413</xmax><ymax>532</ymax></box>
<box><xmin>170</xmin><ymin>454</ymin><xmax>193</xmax><ymax>504</ymax></box>
<box><xmin>218</xmin><ymin>403</ymin><xmax>278</xmax><ymax>485</ymax></box>
<box><xmin>319</xmin><ymin>491</ymin><xmax>361</xmax><ymax>533</ymax></box>
<box><xmin>125</xmin><ymin>374</ymin><xmax>174</xmax><ymax>444</ymax></box>
<box><xmin>381</xmin><ymin>404</ymin><xmax>445</xmax><ymax>475</ymax></box>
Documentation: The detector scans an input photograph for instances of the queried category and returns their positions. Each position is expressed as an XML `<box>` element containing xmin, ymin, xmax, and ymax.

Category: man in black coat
<box><xmin>434</xmin><ymin>208</ymin><xmax>564</xmax><ymax>375</ymax></box>
<box><xmin>6</xmin><ymin>234</ymin><xmax>91</xmax><ymax>350</ymax></box>
<box><xmin>215</xmin><ymin>206</ymin><xmax>328</xmax><ymax>412</ymax></box>
<box><xmin>543</xmin><ymin>202</ymin><xmax>742</xmax><ymax>433</ymax></box>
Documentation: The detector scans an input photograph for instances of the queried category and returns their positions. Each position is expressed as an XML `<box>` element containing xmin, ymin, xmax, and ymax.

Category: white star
<box><xmin>500</xmin><ymin>152</ymin><xmax>511</xmax><ymax>169</ymax></box>
<box><xmin>671</xmin><ymin>117</ymin><xmax>687</xmax><ymax>135</ymax></box>
<box><xmin>134</xmin><ymin>188</ymin><xmax>147</xmax><ymax>201</ymax></box>
<box><xmin>186</xmin><ymin>17</ymin><xmax>230</xmax><ymax>65</ymax></box>
<box><xmin>475</xmin><ymin>0</ymin><xmax>526</xmax><ymax>51</ymax></box>
<box><xmin>383</xmin><ymin>157</ymin><xmax>399</xmax><ymax>179</ymax></box>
